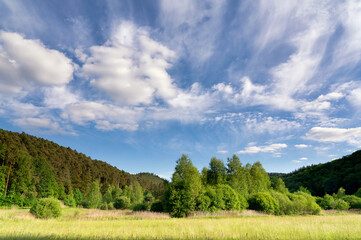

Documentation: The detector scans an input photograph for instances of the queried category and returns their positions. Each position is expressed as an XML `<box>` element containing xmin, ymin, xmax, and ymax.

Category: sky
<box><xmin>0</xmin><ymin>0</ymin><xmax>361</xmax><ymax>179</ymax></box>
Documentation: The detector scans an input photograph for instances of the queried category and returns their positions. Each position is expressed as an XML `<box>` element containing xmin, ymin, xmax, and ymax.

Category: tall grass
<box><xmin>0</xmin><ymin>208</ymin><xmax>360</xmax><ymax>239</ymax></box>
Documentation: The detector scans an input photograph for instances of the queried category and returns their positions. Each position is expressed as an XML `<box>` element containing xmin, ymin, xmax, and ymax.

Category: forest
<box><xmin>271</xmin><ymin>150</ymin><xmax>361</xmax><ymax>196</ymax></box>
<box><xmin>1</xmin><ymin>128</ymin><xmax>361</xmax><ymax>218</ymax></box>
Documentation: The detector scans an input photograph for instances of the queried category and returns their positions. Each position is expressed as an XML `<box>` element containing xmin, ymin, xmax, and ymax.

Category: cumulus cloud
<box><xmin>237</xmin><ymin>143</ymin><xmax>287</xmax><ymax>154</ymax></box>
<box><xmin>294</xmin><ymin>144</ymin><xmax>311</xmax><ymax>149</ymax></box>
<box><xmin>305</xmin><ymin>127</ymin><xmax>361</xmax><ymax>146</ymax></box>
<box><xmin>0</xmin><ymin>31</ymin><xmax>74</xmax><ymax>92</ymax></box>
<box><xmin>82</xmin><ymin>21</ymin><xmax>177</xmax><ymax>106</ymax></box>
<box><xmin>61</xmin><ymin>101</ymin><xmax>141</xmax><ymax>131</ymax></box>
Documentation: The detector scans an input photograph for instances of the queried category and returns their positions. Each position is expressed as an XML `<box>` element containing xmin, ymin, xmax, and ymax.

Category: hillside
<box><xmin>0</xmin><ymin>129</ymin><xmax>167</xmax><ymax>196</ymax></box>
<box><xmin>271</xmin><ymin>150</ymin><xmax>361</xmax><ymax>196</ymax></box>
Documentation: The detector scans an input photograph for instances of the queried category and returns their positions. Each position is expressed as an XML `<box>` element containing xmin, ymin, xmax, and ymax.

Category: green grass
<box><xmin>0</xmin><ymin>208</ymin><xmax>360</xmax><ymax>239</ymax></box>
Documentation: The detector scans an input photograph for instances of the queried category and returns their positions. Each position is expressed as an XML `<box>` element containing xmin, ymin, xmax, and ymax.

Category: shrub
<box><xmin>270</xmin><ymin>191</ymin><xmax>293</xmax><ymax>215</ymax></box>
<box><xmin>354</xmin><ymin>188</ymin><xmax>361</xmax><ymax>198</ymax></box>
<box><xmin>248</xmin><ymin>192</ymin><xmax>279</xmax><ymax>215</ymax></box>
<box><xmin>133</xmin><ymin>203</ymin><xmax>148</xmax><ymax>211</ymax></box>
<box><xmin>334</xmin><ymin>199</ymin><xmax>350</xmax><ymax>210</ymax></box>
<box><xmin>114</xmin><ymin>196</ymin><xmax>130</xmax><ymax>209</ymax></box>
<box><xmin>99</xmin><ymin>202</ymin><xmax>108</xmax><ymax>210</ymax></box>
<box><xmin>319</xmin><ymin>194</ymin><xmax>350</xmax><ymax>210</ymax></box>
<box><xmin>293</xmin><ymin>191</ymin><xmax>321</xmax><ymax>215</ymax></box>
<box><xmin>343</xmin><ymin>195</ymin><xmax>361</xmax><ymax>209</ymax></box>
<box><xmin>63</xmin><ymin>194</ymin><xmax>76</xmax><ymax>207</ymax></box>
<box><xmin>30</xmin><ymin>198</ymin><xmax>61</xmax><ymax>219</ymax></box>
<box><xmin>150</xmin><ymin>200</ymin><xmax>164</xmax><ymax>212</ymax></box>
<box><xmin>108</xmin><ymin>202</ymin><xmax>115</xmax><ymax>210</ymax></box>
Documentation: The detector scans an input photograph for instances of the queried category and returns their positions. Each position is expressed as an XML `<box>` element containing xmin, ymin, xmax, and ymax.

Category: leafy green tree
<box><xmin>73</xmin><ymin>188</ymin><xmax>83</xmax><ymax>206</ymax></box>
<box><xmin>272</xmin><ymin>177</ymin><xmax>288</xmax><ymax>194</ymax></box>
<box><xmin>355</xmin><ymin>188</ymin><xmax>361</xmax><ymax>198</ymax></box>
<box><xmin>164</xmin><ymin>155</ymin><xmax>202</xmax><ymax>217</ymax></box>
<box><xmin>33</xmin><ymin>158</ymin><xmax>58</xmax><ymax>198</ymax></box>
<box><xmin>102</xmin><ymin>185</ymin><xmax>113</xmax><ymax>204</ymax></box>
<box><xmin>207</xmin><ymin>157</ymin><xmax>226</xmax><ymax>185</ymax></box>
<box><xmin>84</xmin><ymin>181</ymin><xmax>102</xmax><ymax>209</ymax></box>
<box><xmin>226</xmin><ymin>155</ymin><xmax>248</xmax><ymax>195</ymax></box>
<box><xmin>249</xmin><ymin>162</ymin><xmax>271</xmax><ymax>194</ymax></box>
<box><xmin>114</xmin><ymin>196</ymin><xmax>130</xmax><ymax>209</ymax></box>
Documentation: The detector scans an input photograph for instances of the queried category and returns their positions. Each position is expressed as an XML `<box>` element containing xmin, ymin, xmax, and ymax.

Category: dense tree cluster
<box><xmin>271</xmin><ymin>150</ymin><xmax>361</xmax><ymax>196</ymax></box>
<box><xmin>0</xmin><ymin>129</ymin><xmax>167</xmax><ymax>208</ymax></box>
<box><xmin>1</xmin><ymin>128</ymin><xmax>361</xmax><ymax>218</ymax></box>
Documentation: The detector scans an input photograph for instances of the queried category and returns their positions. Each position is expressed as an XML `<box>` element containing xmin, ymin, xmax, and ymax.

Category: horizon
<box><xmin>0</xmin><ymin>1</ymin><xmax>361</xmax><ymax>179</ymax></box>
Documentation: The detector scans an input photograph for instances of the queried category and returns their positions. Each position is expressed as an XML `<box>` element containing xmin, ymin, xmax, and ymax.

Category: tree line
<box><xmin>271</xmin><ymin>150</ymin><xmax>361</xmax><ymax>196</ymax></box>
<box><xmin>1</xmin><ymin>128</ymin><xmax>361</xmax><ymax>218</ymax></box>
<box><xmin>0</xmin><ymin>129</ymin><xmax>167</xmax><ymax>208</ymax></box>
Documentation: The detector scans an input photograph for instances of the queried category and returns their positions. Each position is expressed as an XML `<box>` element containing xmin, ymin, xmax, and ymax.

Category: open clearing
<box><xmin>0</xmin><ymin>208</ymin><xmax>360</xmax><ymax>239</ymax></box>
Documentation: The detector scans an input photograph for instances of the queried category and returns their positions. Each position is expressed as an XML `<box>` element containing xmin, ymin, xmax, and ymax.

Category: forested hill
<box><xmin>270</xmin><ymin>150</ymin><xmax>361</xmax><ymax>196</ymax></box>
<box><xmin>0</xmin><ymin>129</ymin><xmax>167</xmax><ymax>196</ymax></box>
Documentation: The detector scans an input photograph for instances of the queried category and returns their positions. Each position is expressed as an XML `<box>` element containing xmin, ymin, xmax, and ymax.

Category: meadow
<box><xmin>1</xmin><ymin>208</ymin><xmax>361</xmax><ymax>239</ymax></box>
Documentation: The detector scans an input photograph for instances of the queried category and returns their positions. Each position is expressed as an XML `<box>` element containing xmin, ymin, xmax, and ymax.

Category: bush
<box><xmin>114</xmin><ymin>196</ymin><xmax>130</xmax><ymax>209</ymax></box>
<box><xmin>293</xmin><ymin>191</ymin><xmax>321</xmax><ymax>215</ymax></box>
<box><xmin>63</xmin><ymin>194</ymin><xmax>76</xmax><ymax>207</ymax></box>
<box><xmin>248</xmin><ymin>192</ymin><xmax>279</xmax><ymax>215</ymax></box>
<box><xmin>99</xmin><ymin>202</ymin><xmax>108</xmax><ymax>210</ymax></box>
<box><xmin>354</xmin><ymin>188</ymin><xmax>361</xmax><ymax>198</ymax></box>
<box><xmin>108</xmin><ymin>202</ymin><xmax>115</xmax><ymax>210</ymax></box>
<box><xmin>150</xmin><ymin>200</ymin><xmax>164</xmax><ymax>212</ymax></box>
<box><xmin>343</xmin><ymin>195</ymin><xmax>361</xmax><ymax>209</ymax></box>
<box><xmin>270</xmin><ymin>191</ymin><xmax>293</xmax><ymax>215</ymax></box>
<box><xmin>319</xmin><ymin>194</ymin><xmax>350</xmax><ymax>210</ymax></box>
<box><xmin>30</xmin><ymin>198</ymin><xmax>62</xmax><ymax>219</ymax></box>
<box><xmin>133</xmin><ymin>203</ymin><xmax>148</xmax><ymax>211</ymax></box>
<box><xmin>334</xmin><ymin>199</ymin><xmax>350</xmax><ymax>210</ymax></box>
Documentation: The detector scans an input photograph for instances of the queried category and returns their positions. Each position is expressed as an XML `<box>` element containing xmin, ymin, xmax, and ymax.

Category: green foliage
<box><xmin>248</xmin><ymin>192</ymin><xmax>279</xmax><ymax>215</ymax></box>
<box><xmin>279</xmin><ymin>150</ymin><xmax>361</xmax><ymax>196</ymax></box>
<box><xmin>114</xmin><ymin>196</ymin><xmax>131</xmax><ymax>209</ymax></box>
<box><xmin>33</xmin><ymin>157</ymin><xmax>58</xmax><ymax>198</ymax></box>
<box><xmin>249</xmin><ymin>162</ymin><xmax>271</xmax><ymax>194</ymax></box>
<box><xmin>150</xmin><ymin>200</ymin><xmax>163</xmax><ymax>212</ymax></box>
<box><xmin>291</xmin><ymin>191</ymin><xmax>321</xmax><ymax>215</ymax></box>
<box><xmin>63</xmin><ymin>192</ymin><xmax>76</xmax><ymax>207</ymax></box>
<box><xmin>30</xmin><ymin>198</ymin><xmax>61</xmax><ymax>219</ymax></box>
<box><xmin>84</xmin><ymin>181</ymin><xmax>102</xmax><ymax>209</ymax></box>
<box><xmin>143</xmin><ymin>190</ymin><xmax>155</xmax><ymax>207</ymax></box>
<box><xmin>133</xmin><ymin>203</ymin><xmax>148</xmax><ymax>211</ymax></box>
<box><xmin>355</xmin><ymin>188</ymin><xmax>361</xmax><ymax>198</ymax></box>
<box><xmin>73</xmin><ymin>189</ymin><xmax>83</xmax><ymax>206</ymax></box>
<box><xmin>226</xmin><ymin>155</ymin><xmax>248</xmax><ymax>196</ymax></box>
<box><xmin>342</xmin><ymin>195</ymin><xmax>361</xmax><ymax>209</ymax></box>
<box><xmin>207</xmin><ymin>157</ymin><xmax>227</xmax><ymax>185</ymax></box>
<box><xmin>318</xmin><ymin>194</ymin><xmax>350</xmax><ymax>210</ymax></box>
<box><xmin>272</xmin><ymin>178</ymin><xmax>288</xmax><ymax>194</ymax></box>
<box><xmin>165</xmin><ymin>155</ymin><xmax>202</xmax><ymax>217</ymax></box>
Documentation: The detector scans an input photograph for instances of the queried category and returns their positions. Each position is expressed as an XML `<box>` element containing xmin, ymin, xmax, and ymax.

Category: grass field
<box><xmin>0</xmin><ymin>208</ymin><xmax>360</xmax><ymax>239</ymax></box>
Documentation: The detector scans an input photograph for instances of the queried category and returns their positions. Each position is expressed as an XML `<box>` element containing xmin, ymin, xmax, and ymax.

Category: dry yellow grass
<box><xmin>0</xmin><ymin>208</ymin><xmax>360</xmax><ymax>239</ymax></box>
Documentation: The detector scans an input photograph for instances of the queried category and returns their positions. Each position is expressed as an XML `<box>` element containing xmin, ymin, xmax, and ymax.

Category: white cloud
<box><xmin>82</xmin><ymin>21</ymin><xmax>177</xmax><ymax>106</ymax></box>
<box><xmin>0</xmin><ymin>31</ymin><xmax>74</xmax><ymax>92</ymax></box>
<box><xmin>217</xmin><ymin>150</ymin><xmax>228</xmax><ymax>154</ymax></box>
<box><xmin>43</xmin><ymin>86</ymin><xmax>79</xmax><ymax>109</ymax></box>
<box><xmin>245</xmin><ymin>116</ymin><xmax>301</xmax><ymax>134</ymax></box>
<box><xmin>294</xmin><ymin>144</ymin><xmax>311</xmax><ymax>149</ymax></box>
<box><xmin>159</xmin><ymin>0</ymin><xmax>226</xmax><ymax>62</ymax></box>
<box><xmin>237</xmin><ymin>143</ymin><xmax>287</xmax><ymax>154</ymax></box>
<box><xmin>299</xmin><ymin>157</ymin><xmax>308</xmax><ymax>161</ymax></box>
<box><xmin>62</xmin><ymin>101</ymin><xmax>141</xmax><ymax>131</ymax></box>
<box><xmin>13</xmin><ymin>117</ymin><xmax>58</xmax><ymax>129</ymax></box>
<box><xmin>306</xmin><ymin>127</ymin><xmax>361</xmax><ymax>146</ymax></box>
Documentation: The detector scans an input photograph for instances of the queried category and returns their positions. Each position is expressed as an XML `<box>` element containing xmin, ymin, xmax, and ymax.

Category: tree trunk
<box><xmin>4</xmin><ymin>163</ymin><xmax>12</xmax><ymax>199</ymax></box>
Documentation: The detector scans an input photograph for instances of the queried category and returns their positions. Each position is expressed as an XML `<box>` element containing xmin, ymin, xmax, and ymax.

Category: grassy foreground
<box><xmin>0</xmin><ymin>208</ymin><xmax>360</xmax><ymax>239</ymax></box>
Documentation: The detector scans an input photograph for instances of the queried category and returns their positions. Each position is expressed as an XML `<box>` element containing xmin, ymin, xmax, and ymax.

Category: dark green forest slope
<box><xmin>0</xmin><ymin>129</ymin><xmax>167</xmax><ymax>202</ymax></box>
<box><xmin>270</xmin><ymin>150</ymin><xmax>361</xmax><ymax>196</ymax></box>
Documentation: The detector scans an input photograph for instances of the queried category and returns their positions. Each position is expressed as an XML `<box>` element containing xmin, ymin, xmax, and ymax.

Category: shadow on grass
<box><xmin>0</xmin><ymin>236</ymin><xmax>213</xmax><ymax>240</ymax></box>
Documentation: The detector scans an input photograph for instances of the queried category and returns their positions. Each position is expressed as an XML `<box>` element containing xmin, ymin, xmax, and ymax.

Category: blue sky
<box><xmin>0</xmin><ymin>0</ymin><xmax>361</xmax><ymax>179</ymax></box>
